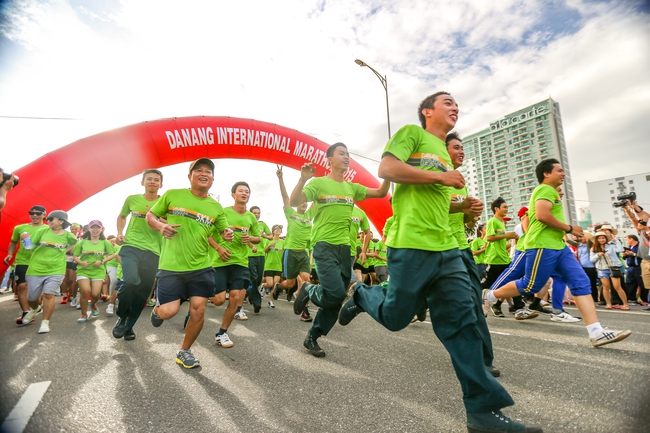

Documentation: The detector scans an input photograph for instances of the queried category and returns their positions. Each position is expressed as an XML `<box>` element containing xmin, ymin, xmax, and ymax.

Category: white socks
<box><xmin>486</xmin><ymin>291</ymin><xmax>498</xmax><ymax>304</ymax></box>
<box><xmin>586</xmin><ymin>322</ymin><xmax>604</xmax><ymax>338</ymax></box>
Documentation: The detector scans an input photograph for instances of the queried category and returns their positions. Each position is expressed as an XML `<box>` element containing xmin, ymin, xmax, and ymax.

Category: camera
<box><xmin>612</xmin><ymin>191</ymin><xmax>636</xmax><ymax>208</ymax></box>
<box><xmin>0</xmin><ymin>169</ymin><xmax>19</xmax><ymax>188</ymax></box>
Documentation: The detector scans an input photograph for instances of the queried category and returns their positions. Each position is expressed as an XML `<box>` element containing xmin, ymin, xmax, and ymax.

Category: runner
<box><xmin>210</xmin><ymin>181</ymin><xmax>259</xmax><ymax>347</ymax></box>
<box><xmin>104</xmin><ymin>235</ymin><xmax>121</xmax><ymax>316</ymax></box>
<box><xmin>350</xmin><ymin>206</ymin><xmax>372</xmax><ymax>287</ymax></box>
<box><xmin>112</xmin><ymin>169</ymin><xmax>164</xmax><ymax>341</ymax></box>
<box><xmin>64</xmin><ymin>223</ymin><xmax>83</xmax><ymax>307</ymax></box>
<box><xmin>246</xmin><ymin>205</ymin><xmax>272</xmax><ymax>310</ymax></box>
<box><xmin>291</xmin><ymin>142</ymin><xmax>390</xmax><ymax>357</ymax></box>
<box><xmin>20</xmin><ymin>211</ymin><xmax>78</xmax><ymax>333</ymax></box>
<box><xmin>148</xmin><ymin>158</ymin><xmax>232</xmax><ymax>368</ymax></box>
<box><xmin>337</xmin><ymin>92</ymin><xmax>540</xmax><ymax>433</ymax></box>
<box><xmin>484</xmin><ymin>158</ymin><xmax>631</xmax><ymax>347</ymax></box>
<box><xmin>73</xmin><ymin>221</ymin><xmax>117</xmax><ymax>323</ymax></box>
<box><xmin>263</xmin><ymin>225</ymin><xmax>284</xmax><ymax>308</ymax></box>
<box><xmin>4</xmin><ymin>205</ymin><xmax>47</xmax><ymax>324</ymax></box>
<box><xmin>470</xmin><ymin>224</ymin><xmax>487</xmax><ymax>279</ymax></box>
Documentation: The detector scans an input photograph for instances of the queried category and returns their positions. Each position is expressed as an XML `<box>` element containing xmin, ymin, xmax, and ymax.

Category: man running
<box><xmin>148</xmin><ymin>158</ymin><xmax>232</xmax><ymax>368</ymax></box>
<box><xmin>112</xmin><ymin>169</ymin><xmax>164</xmax><ymax>340</ymax></box>
<box><xmin>337</xmin><ymin>92</ymin><xmax>541</xmax><ymax>433</ymax></box>
<box><xmin>484</xmin><ymin>158</ymin><xmax>631</xmax><ymax>347</ymax></box>
<box><xmin>291</xmin><ymin>142</ymin><xmax>390</xmax><ymax>357</ymax></box>
<box><xmin>246</xmin><ymin>205</ymin><xmax>272</xmax><ymax>310</ymax></box>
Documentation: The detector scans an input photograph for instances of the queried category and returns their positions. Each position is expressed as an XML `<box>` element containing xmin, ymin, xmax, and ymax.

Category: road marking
<box><xmin>490</xmin><ymin>331</ymin><xmax>512</xmax><ymax>335</ymax></box>
<box><xmin>1</xmin><ymin>381</ymin><xmax>51</xmax><ymax>433</ymax></box>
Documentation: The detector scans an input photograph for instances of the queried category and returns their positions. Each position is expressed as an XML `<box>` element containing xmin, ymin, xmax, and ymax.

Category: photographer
<box><xmin>622</xmin><ymin>198</ymin><xmax>650</xmax><ymax>310</ymax></box>
<box><xmin>0</xmin><ymin>168</ymin><xmax>17</xmax><ymax>213</ymax></box>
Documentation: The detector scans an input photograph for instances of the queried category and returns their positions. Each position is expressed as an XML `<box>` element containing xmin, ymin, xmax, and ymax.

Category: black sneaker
<box><xmin>112</xmin><ymin>317</ymin><xmax>128</xmax><ymax>339</ymax></box>
<box><xmin>300</xmin><ymin>311</ymin><xmax>313</xmax><ymax>322</ymax></box>
<box><xmin>272</xmin><ymin>283</ymin><xmax>280</xmax><ymax>301</ymax></box>
<box><xmin>529</xmin><ymin>303</ymin><xmax>553</xmax><ymax>315</ymax></box>
<box><xmin>488</xmin><ymin>366</ymin><xmax>501</xmax><ymax>378</ymax></box>
<box><xmin>150</xmin><ymin>307</ymin><xmax>164</xmax><ymax>327</ymax></box>
<box><xmin>416</xmin><ymin>305</ymin><xmax>428</xmax><ymax>322</ymax></box>
<box><xmin>508</xmin><ymin>305</ymin><xmax>517</xmax><ymax>314</ymax></box>
<box><xmin>124</xmin><ymin>329</ymin><xmax>136</xmax><ymax>341</ymax></box>
<box><xmin>293</xmin><ymin>282</ymin><xmax>310</xmax><ymax>315</ymax></box>
<box><xmin>467</xmin><ymin>410</ymin><xmax>543</xmax><ymax>433</ymax></box>
<box><xmin>287</xmin><ymin>285</ymin><xmax>297</xmax><ymax>302</ymax></box>
<box><xmin>338</xmin><ymin>296</ymin><xmax>363</xmax><ymax>326</ymax></box>
<box><xmin>491</xmin><ymin>305</ymin><xmax>505</xmax><ymax>318</ymax></box>
<box><xmin>254</xmin><ymin>304</ymin><xmax>261</xmax><ymax>314</ymax></box>
<box><xmin>303</xmin><ymin>333</ymin><xmax>325</xmax><ymax>357</ymax></box>
<box><xmin>176</xmin><ymin>348</ymin><xmax>200</xmax><ymax>368</ymax></box>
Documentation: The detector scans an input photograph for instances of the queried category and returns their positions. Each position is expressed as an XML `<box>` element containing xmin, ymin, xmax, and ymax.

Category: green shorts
<box><xmin>283</xmin><ymin>249</ymin><xmax>310</xmax><ymax>279</ymax></box>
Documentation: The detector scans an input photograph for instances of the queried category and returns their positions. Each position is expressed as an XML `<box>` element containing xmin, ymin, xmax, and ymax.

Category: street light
<box><xmin>354</xmin><ymin>59</ymin><xmax>391</xmax><ymax>139</ymax></box>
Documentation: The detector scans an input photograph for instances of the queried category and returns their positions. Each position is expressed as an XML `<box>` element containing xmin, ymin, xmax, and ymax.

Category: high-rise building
<box><xmin>586</xmin><ymin>172</ymin><xmax>650</xmax><ymax>238</ymax></box>
<box><xmin>460</xmin><ymin>97</ymin><xmax>577</xmax><ymax>224</ymax></box>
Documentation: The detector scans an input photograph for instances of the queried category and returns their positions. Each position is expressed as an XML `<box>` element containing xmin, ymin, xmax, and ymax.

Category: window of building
<box><xmin>628</xmin><ymin>180</ymin><xmax>633</xmax><ymax>184</ymax></box>
<box><xmin>631</xmin><ymin>187</ymin><xmax>635</xmax><ymax>191</ymax></box>
<box><xmin>614</xmin><ymin>217</ymin><xmax>619</xmax><ymax>222</ymax></box>
<box><xmin>611</xmin><ymin>197</ymin><xmax>615</xmax><ymax>200</ymax></box>
<box><xmin>646</xmin><ymin>175</ymin><xmax>650</xmax><ymax>181</ymax></box>
<box><xmin>610</xmin><ymin>190</ymin><xmax>614</xmax><ymax>194</ymax></box>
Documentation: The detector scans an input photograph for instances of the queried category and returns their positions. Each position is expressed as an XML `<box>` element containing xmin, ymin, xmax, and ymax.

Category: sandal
<box><xmin>612</xmin><ymin>305</ymin><xmax>622</xmax><ymax>309</ymax></box>
<box><xmin>620</xmin><ymin>306</ymin><xmax>630</xmax><ymax>311</ymax></box>
<box><xmin>605</xmin><ymin>305</ymin><xmax>612</xmax><ymax>309</ymax></box>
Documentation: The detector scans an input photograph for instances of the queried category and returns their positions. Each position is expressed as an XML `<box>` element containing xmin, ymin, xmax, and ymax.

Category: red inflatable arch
<box><xmin>0</xmin><ymin>116</ymin><xmax>392</xmax><ymax>275</ymax></box>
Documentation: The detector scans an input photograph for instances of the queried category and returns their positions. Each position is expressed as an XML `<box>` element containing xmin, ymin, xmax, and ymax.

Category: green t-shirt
<box><xmin>11</xmin><ymin>223</ymin><xmax>47</xmax><ymax>265</ymax></box>
<box><xmin>357</xmin><ymin>240</ymin><xmax>374</xmax><ymax>266</ymax></box>
<box><xmin>303</xmin><ymin>176</ymin><xmax>367</xmax><ymax>246</ymax></box>
<box><xmin>26</xmin><ymin>227</ymin><xmax>78</xmax><ymax>276</ymax></box>
<box><xmin>383</xmin><ymin>215</ymin><xmax>394</xmax><ymax>238</ymax></box>
<box><xmin>373</xmin><ymin>240</ymin><xmax>388</xmax><ymax>266</ymax></box>
<box><xmin>120</xmin><ymin>194</ymin><xmax>163</xmax><ymax>255</ymax></box>
<box><xmin>283</xmin><ymin>207</ymin><xmax>313</xmax><ymax>250</ymax></box>
<box><xmin>367</xmin><ymin>239</ymin><xmax>381</xmax><ymax>267</ymax></box>
<box><xmin>524</xmin><ymin>184</ymin><xmax>566</xmax><ymax>250</ymax></box>
<box><xmin>470</xmin><ymin>238</ymin><xmax>486</xmax><ymax>264</ymax></box>
<box><xmin>449</xmin><ymin>187</ymin><xmax>469</xmax><ymax>250</ymax></box>
<box><xmin>106</xmin><ymin>244</ymin><xmax>121</xmax><ymax>267</ymax></box>
<box><xmin>249</xmin><ymin>221</ymin><xmax>271</xmax><ymax>257</ymax></box>
<box><xmin>264</xmin><ymin>239</ymin><xmax>285</xmax><ymax>272</ymax></box>
<box><xmin>382</xmin><ymin>124</ymin><xmax>457</xmax><ymax>252</ymax></box>
<box><xmin>349</xmin><ymin>207</ymin><xmax>370</xmax><ymax>256</ymax></box>
<box><xmin>212</xmin><ymin>207</ymin><xmax>259</xmax><ymax>269</ymax></box>
<box><xmin>150</xmin><ymin>189</ymin><xmax>228</xmax><ymax>272</ymax></box>
<box><xmin>485</xmin><ymin>217</ymin><xmax>511</xmax><ymax>265</ymax></box>
<box><xmin>73</xmin><ymin>239</ymin><xmax>116</xmax><ymax>279</ymax></box>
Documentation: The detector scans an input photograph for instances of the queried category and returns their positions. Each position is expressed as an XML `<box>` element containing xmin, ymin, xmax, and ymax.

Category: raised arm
<box><xmin>277</xmin><ymin>166</ymin><xmax>291</xmax><ymax>209</ymax></box>
<box><xmin>289</xmin><ymin>162</ymin><xmax>315</xmax><ymax>207</ymax></box>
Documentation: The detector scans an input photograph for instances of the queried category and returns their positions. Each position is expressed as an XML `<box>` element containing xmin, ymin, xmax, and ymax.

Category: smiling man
<box><xmin>337</xmin><ymin>92</ymin><xmax>542</xmax><ymax>433</ymax></box>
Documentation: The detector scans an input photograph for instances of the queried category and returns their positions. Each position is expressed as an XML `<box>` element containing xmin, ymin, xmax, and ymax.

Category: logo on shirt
<box><xmin>167</xmin><ymin>207</ymin><xmax>215</xmax><ymax>227</ymax></box>
<box><xmin>351</xmin><ymin>216</ymin><xmax>363</xmax><ymax>224</ymax></box>
<box><xmin>130</xmin><ymin>211</ymin><xmax>147</xmax><ymax>219</ymax></box>
<box><xmin>450</xmin><ymin>194</ymin><xmax>466</xmax><ymax>204</ymax></box>
<box><xmin>231</xmin><ymin>225</ymin><xmax>250</xmax><ymax>233</ymax></box>
<box><xmin>82</xmin><ymin>250</ymin><xmax>106</xmax><ymax>257</ymax></box>
<box><xmin>406</xmin><ymin>153</ymin><xmax>451</xmax><ymax>172</ymax></box>
<box><xmin>39</xmin><ymin>241</ymin><xmax>69</xmax><ymax>250</ymax></box>
<box><xmin>317</xmin><ymin>195</ymin><xmax>354</xmax><ymax>205</ymax></box>
<box><xmin>290</xmin><ymin>214</ymin><xmax>312</xmax><ymax>225</ymax></box>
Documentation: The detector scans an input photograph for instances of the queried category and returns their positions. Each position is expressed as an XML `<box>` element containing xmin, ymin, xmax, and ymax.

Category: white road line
<box><xmin>1</xmin><ymin>381</ymin><xmax>51</xmax><ymax>433</ymax></box>
<box><xmin>489</xmin><ymin>331</ymin><xmax>512</xmax><ymax>335</ymax></box>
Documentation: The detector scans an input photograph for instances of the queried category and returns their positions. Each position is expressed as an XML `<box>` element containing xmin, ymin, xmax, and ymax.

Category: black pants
<box><xmin>116</xmin><ymin>246</ymin><xmax>159</xmax><ymax>331</ymax></box>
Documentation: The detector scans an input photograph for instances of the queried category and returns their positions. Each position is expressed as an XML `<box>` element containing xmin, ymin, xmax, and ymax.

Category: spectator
<box><xmin>590</xmin><ymin>232</ymin><xmax>629</xmax><ymax>310</ymax></box>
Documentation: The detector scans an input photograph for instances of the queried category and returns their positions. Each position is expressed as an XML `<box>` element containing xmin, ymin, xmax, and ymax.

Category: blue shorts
<box><xmin>597</xmin><ymin>269</ymin><xmax>613</xmax><ymax>279</ymax></box>
<box><xmin>214</xmin><ymin>265</ymin><xmax>250</xmax><ymax>294</ymax></box>
<box><xmin>514</xmin><ymin>247</ymin><xmax>591</xmax><ymax>297</ymax></box>
<box><xmin>156</xmin><ymin>267</ymin><xmax>215</xmax><ymax>305</ymax></box>
<box><xmin>489</xmin><ymin>250</ymin><xmax>526</xmax><ymax>291</ymax></box>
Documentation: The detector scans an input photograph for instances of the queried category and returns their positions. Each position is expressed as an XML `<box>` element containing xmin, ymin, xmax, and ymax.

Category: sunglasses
<box><xmin>46</xmin><ymin>217</ymin><xmax>56</xmax><ymax>222</ymax></box>
<box><xmin>29</xmin><ymin>212</ymin><xmax>43</xmax><ymax>216</ymax></box>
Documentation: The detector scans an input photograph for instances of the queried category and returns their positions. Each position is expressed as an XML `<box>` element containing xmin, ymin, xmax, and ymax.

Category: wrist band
<box><xmin>635</xmin><ymin>206</ymin><xmax>643</xmax><ymax>212</ymax></box>
<box><xmin>565</xmin><ymin>225</ymin><xmax>572</xmax><ymax>233</ymax></box>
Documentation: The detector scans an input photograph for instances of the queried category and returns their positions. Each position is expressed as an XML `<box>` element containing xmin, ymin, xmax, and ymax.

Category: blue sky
<box><xmin>1</xmin><ymin>0</ymin><xmax>649</xmax><ymax>234</ymax></box>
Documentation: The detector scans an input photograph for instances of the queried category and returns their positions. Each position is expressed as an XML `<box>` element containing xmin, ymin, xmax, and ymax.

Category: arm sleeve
<box><xmin>302</xmin><ymin>178</ymin><xmax>319</xmax><ymax>202</ymax></box>
<box><xmin>149</xmin><ymin>192</ymin><xmax>168</xmax><ymax>218</ymax></box>
<box><xmin>119</xmin><ymin>196</ymin><xmax>132</xmax><ymax>217</ymax></box>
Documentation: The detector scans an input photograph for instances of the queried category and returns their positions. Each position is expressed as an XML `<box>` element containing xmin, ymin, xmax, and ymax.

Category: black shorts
<box><xmin>353</xmin><ymin>262</ymin><xmax>369</xmax><ymax>273</ymax></box>
<box><xmin>214</xmin><ymin>265</ymin><xmax>250</xmax><ymax>294</ymax></box>
<box><xmin>283</xmin><ymin>249</ymin><xmax>310</xmax><ymax>279</ymax></box>
<box><xmin>367</xmin><ymin>265</ymin><xmax>376</xmax><ymax>273</ymax></box>
<box><xmin>263</xmin><ymin>270</ymin><xmax>282</xmax><ymax>278</ymax></box>
<box><xmin>14</xmin><ymin>265</ymin><xmax>28</xmax><ymax>285</ymax></box>
<box><xmin>155</xmin><ymin>267</ymin><xmax>215</xmax><ymax>305</ymax></box>
<box><xmin>66</xmin><ymin>261</ymin><xmax>78</xmax><ymax>271</ymax></box>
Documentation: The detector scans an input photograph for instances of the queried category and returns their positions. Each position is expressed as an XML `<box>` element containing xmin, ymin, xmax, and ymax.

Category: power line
<box><xmin>0</xmin><ymin>115</ymin><xmax>81</xmax><ymax>120</ymax></box>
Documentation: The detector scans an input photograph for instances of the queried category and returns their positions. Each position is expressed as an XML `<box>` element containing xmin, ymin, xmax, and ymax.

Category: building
<box><xmin>586</xmin><ymin>172</ymin><xmax>650</xmax><ymax>239</ymax></box>
<box><xmin>460</xmin><ymin>97</ymin><xmax>577</xmax><ymax>224</ymax></box>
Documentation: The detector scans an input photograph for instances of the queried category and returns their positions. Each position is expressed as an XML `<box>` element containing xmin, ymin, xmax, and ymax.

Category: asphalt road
<box><xmin>0</xmin><ymin>291</ymin><xmax>648</xmax><ymax>433</ymax></box>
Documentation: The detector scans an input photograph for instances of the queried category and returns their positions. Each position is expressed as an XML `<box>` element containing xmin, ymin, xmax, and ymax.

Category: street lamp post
<box><xmin>355</xmin><ymin>59</ymin><xmax>391</xmax><ymax>139</ymax></box>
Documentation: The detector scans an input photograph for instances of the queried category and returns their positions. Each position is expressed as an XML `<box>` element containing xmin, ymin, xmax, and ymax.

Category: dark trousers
<box><xmin>116</xmin><ymin>246</ymin><xmax>159</xmax><ymax>331</ymax></box>
<box><xmin>246</xmin><ymin>256</ymin><xmax>265</xmax><ymax>307</ymax></box>
<box><xmin>625</xmin><ymin>266</ymin><xmax>645</xmax><ymax>302</ymax></box>
<box><xmin>582</xmin><ymin>267</ymin><xmax>599</xmax><ymax>302</ymax></box>
<box><xmin>461</xmin><ymin>249</ymin><xmax>495</xmax><ymax>368</ymax></box>
<box><xmin>354</xmin><ymin>247</ymin><xmax>514</xmax><ymax>413</ymax></box>
<box><xmin>303</xmin><ymin>242</ymin><xmax>350</xmax><ymax>338</ymax></box>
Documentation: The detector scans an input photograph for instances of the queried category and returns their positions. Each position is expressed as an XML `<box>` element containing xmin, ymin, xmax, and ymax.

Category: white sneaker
<box><xmin>234</xmin><ymin>311</ymin><xmax>248</xmax><ymax>321</ymax></box>
<box><xmin>268</xmin><ymin>301</ymin><xmax>275</xmax><ymax>308</ymax></box>
<box><xmin>481</xmin><ymin>289</ymin><xmax>490</xmax><ymax>317</ymax></box>
<box><xmin>70</xmin><ymin>295</ymin><xmax>79</xmax><ymax>308</ymax></box>
<box><xmin>76</xmin><ymin>302</ymin><xmax>81</xmax><ymax>310</ymax></box>
<box><xmin>550</xmin><ymin>311</ymin><xmax>581</xmax><ymax>323</ymax></box>
<box><xmin>215</xmin><ymin>332</ymin><xmax>234</xmax><ymax>348</ymax></box>
<box><xmin>514</xmin><ymin>307</ymin><xmax>539</xmax><ymax>320</ymax></box>
<box><xmin>590</xmin><ymin>328</ymin><xmax>631</xmax><ymax>347</ymax></box>
<box><xmin>35</xmin><ymin>304</ymin><xmax>43</xmax><ymax>315</ymax></box>
<box><xmin>38</xmin><ymin>321</ymin><xmax>50</xmax><ymax>334</ymax></box>
<box><xmin>106</xmin><ymin>304</ymin><xmax>114</xmax><ymax>316</ymax></box>
<box><xmin>22</xmin><ymin>308</ymin><xmax>38</xmax><ymax>325</ymax></box>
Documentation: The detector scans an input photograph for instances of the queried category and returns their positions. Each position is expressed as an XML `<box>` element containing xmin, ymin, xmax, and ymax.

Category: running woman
<box><xmin>73</xmin><ymin>221</ymin><xmax>117</xmax><ymax>323</ymax></box>
<box><xmin>337</xmin><ymin>92</ymin><xmax>540</xmax><ymax>433</ymax></box>
<box><xmin>113</xmin><ymin>169</ymin><xmax>164</xmax><ymax>340</ymax></box>
<box><xmin>5</xmin><ymin>205</ymin><xmax>47</xmax><ymax>325</ymax></box>
<box><xmin>148</xmin><ymin>158</ymin><xmax>232</xmax><ymax>368</ymax></box>
<box><xmin>263</xmin><ymin>225</ymin><xmax>284</xmax><ymax>308</ymax></box>
<box><xmin>291</xmin><ymin>142</ymin><xmax>390</xmax><ymax>357</ymax></box>
<box><xmin>485</xmin><ymin>158</ymin><xmax>631</xmax><ymax>347</ymax></box>
<box><xmin>20</xmin><ymin>211</ymin><xmax>78</xmax><ymax>333</ymax></box>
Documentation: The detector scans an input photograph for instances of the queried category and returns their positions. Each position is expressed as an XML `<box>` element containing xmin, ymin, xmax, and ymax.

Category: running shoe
<box><xmin>467</xmin><ymin>410</ymin><xmax>543</xmax><ymax>433</ymax></box>
<box><xmin>590</xmin><ymin>328</ymin><xmax>632</xmax><ymax>347</ymax></box>
<box><xmin>176</xmin><ymin>348</ymin><xmax>200</xmax><ymax>368</ymax></box>
<box><xmin>100</xmin><ymin>294</ymin><xmax>110</xmax><ymax>302</ymax></box>
<box><xmin>300</xmin><ymin>311</ymin><xmax>313</xmax><ymax>322</ymax></box>
<box><xmin>22</xmin><ymin>308</ymin><xmax>38</xmax><ymax>325</ymax></box>
<box><xmin>91</xmin><ymin>305</ymin><xmax>99</xmax><ymax>317</ymax></box>
<box><xmin>293</xmin><ymin>282</ymin><xmax>310</xmax><ymax>315</ymax></box>
<box><xmin>338</xmin><ymin>296</ymin><xmax>363</xmax><ymax>326</ymax></box>
<box><xmin>481</xmin><ymin>289</ymin><xmax>490</xmax><ymax>317</ymax></box>
<box><xmin>287</xmin><ymin>285</ymin><xmax>297</xmax><ymax>302</ymax></box>
<box><xmin>124</xmin><ymin>329</ymin><xmax>136</xmax><ymax>341</ymax></box>
<box><xmin>38</xmin><ymin>321</ymin><xmax>50</xmax><ymax>334</ymax></box>
<box><xmin>490</xmin><ymin>305</ymin><xmax>505</xmax><ymax>318</ymax></box>
<box><xmin>271</xmin><ymin>283</ymin><xmax>280</xmax><ymax>300</ymax></box>
<box><xmin>416</xmin><ymin>306</ymin><xmax>428</xmax><ymax>322</ymax></box>
<box><xmin>254</xmin><ymin>304</ymin><xmax>261</xmax><ymax>314</ymax></box>
<box><xmin>514</xmin><ymin>308</ymin><xmax>538</xmax><ymax>320</ymax></box>
<box><xmin>550</xmin><ymin>311</ymin><xmax>581</xmax><ymax>323</ymax></box>
<box><xmin>150</xmin><ymin>307</ymin><xmax>164</xmax><ymax>327</ymax></box>
<box><xmin>234</xmin><ymin>311</ymin><xmax>248</xmax><ymax>321</ymax></box>
<box><xmin>303</xmin><ymin>333</ymin><xmax>325</xmax><ymax>357</ymax></box>
<box><xmin>268</xmin><ymin>301</ymin><xmax>275</xmax><ymax>308</ymax></box>
<box><xmin>529</xmin><ymin>303</ymin><xmax>553</xmax><ymax>315</ymax></box>
<box><xmin>70</xmin><ymin>295</ymin><xmax>79</xmax><ymax>308</ymax></box>
<box><xmin>77</xmin><ymin>314</ymin><xmax>88</xmax><ymax>323</ymax></box>
<box><xmin>215</xmin><ymin>332</ymin><xmax>234</xmax><ymax>348</ymax></box>
<box><xmin>106</xmin><ymin>304</ymin><xmax>114</xmax><ymax>316</ymax></box>
<box><xmin>16</xmin><ymin>311</ymin><xmax>34</xmax><ymax>325</ymax></box>
<box><xmin>258</xmin><ymin>284</ymin><xmax>265</xmax><ymax>297</ymax></box>
<box><xmin>508</xmin><ymin>304</ymin><xmax>517</xmax><ymax>314</ymax></box>
<box><xmin>60</xmin><ymin>296</ymin><xmax>69</xmax><ymax>304</ymax></box>
<box><xmin>147</xmin><ymin>299</ymin><xmax>155</xmax><ymax>307</ymax></box>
